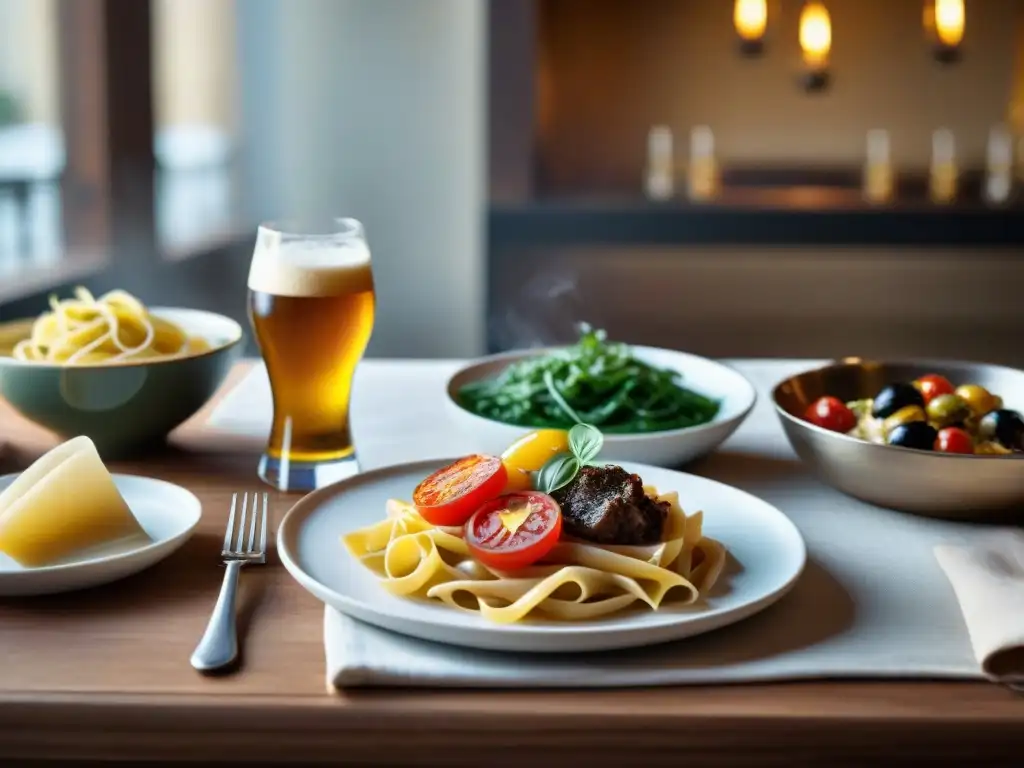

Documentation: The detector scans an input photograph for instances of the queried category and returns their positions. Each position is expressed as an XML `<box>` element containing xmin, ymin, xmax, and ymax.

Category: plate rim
<box><xmin>277</xmin><ymin>458</ymin><xmax>808</xmax><ymax>647</ymax></box>
<box><xmin>0</xmin><ymin>472</ymin><xmax>202</xmax><ymax>575</ymax></box>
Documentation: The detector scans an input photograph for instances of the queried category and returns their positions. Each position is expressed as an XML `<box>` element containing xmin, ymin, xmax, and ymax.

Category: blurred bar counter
<box><xmin>491</xmin><ymin>169</ymin><xmax>1024</xmax><ymax>248</ymax></box>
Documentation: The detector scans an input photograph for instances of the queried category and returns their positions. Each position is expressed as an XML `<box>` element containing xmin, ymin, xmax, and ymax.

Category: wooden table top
<box><xmin>2</xmin><ymin>362</ymin><xmax>1024</xmax><ymax>766</ymax></box>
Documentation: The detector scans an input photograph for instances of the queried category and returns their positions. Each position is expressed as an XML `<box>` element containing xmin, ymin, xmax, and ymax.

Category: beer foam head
<box><xmin>247</xmin><ymin>230</ymin><xmax>373</xmax><ymax>298</ymax></box>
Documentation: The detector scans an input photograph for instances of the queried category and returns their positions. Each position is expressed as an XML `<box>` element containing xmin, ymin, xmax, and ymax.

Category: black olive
<box><xmin>872</xmin><ymin>383</ymin><xmax>925</xmax><ymax>420</ymax></box>
<box><xmin>978</xmin><ymin>409</ymin><xmax>1024</xmax><ymax>450</ymax></box>
<box><xmin>886</xmin><ymin>421</ymin><xmax>937</xmax><ymax>451</ymax></box>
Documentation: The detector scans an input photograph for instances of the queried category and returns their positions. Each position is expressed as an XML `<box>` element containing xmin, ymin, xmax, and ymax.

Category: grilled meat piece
<box><xmin>550</xmin><ymin>465</ymin><xmax>667</xmax><ymax>545</ymax></box>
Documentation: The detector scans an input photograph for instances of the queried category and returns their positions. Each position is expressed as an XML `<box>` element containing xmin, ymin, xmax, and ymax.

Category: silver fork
<box><xmin>190</xmin><ymin>492</ymin><xmax>269</xmax><ymax>672</ymax></box>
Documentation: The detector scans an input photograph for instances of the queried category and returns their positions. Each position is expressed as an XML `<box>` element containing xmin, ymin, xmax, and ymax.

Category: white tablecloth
<box><xmin>208</xmin><ymin>359</ymin><xmax>998</xmax><ymax>688</ymax></box>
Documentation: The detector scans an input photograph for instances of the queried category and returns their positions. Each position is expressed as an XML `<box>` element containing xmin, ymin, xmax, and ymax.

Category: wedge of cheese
<box><xmin>0</xmin><ymin>436</ymin><xmax>150</xmax><ymax>567</ymax></box>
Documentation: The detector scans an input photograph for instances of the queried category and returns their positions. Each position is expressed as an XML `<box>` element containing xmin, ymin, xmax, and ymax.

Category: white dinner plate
<box><xmin>0</xmin><ymin>473</ymin><xmax>202</xmax><ymax>596</ymax></box>
<box><xmin>278</xmin><ymin>459</ymin><xmax>807</xmax><ymax>653</ymax></box>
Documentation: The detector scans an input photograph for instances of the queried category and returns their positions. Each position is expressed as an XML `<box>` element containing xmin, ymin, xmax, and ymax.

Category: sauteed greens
<box><xmin>457</xmin><ymin>326</ymin><xmax>720</xmax><ymax>434</ymax></box>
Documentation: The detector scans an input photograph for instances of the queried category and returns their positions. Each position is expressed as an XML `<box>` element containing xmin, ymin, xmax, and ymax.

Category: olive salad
<box><xmin>803</xmin><ymin>373</ymin><xmax>1023</xmax><ymax>455</ymax></box>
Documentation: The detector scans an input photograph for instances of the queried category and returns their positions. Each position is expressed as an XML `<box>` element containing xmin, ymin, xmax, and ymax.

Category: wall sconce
<box><xmin>924</xmin><ymin>0</ymin><xmax>965</xmax><ymax>63</ymax></box>
<box><xmin>734</xmin><ymin>0</ymin><xmax>768</xmax><ymax>56</ymax></box>
<box><xmin>799</xmin><ymin>2</ymin><xmax>832</xmax><ymax>91</ymax></box>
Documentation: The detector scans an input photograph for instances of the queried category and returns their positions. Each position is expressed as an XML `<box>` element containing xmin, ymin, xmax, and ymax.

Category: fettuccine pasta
<box><xmin>343</xmin><ymin>489</ymin><xmax>727</xmax><ymax>624</ymax></box>
<box><xmin>9</xmin><ymin>287</ymin><xmax>208</xmax><ymax>365</ymax></box>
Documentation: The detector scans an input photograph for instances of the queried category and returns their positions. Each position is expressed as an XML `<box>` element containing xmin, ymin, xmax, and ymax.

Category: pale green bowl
<box><xmin>0</xmin><ymin>307</ymin><xmax>244</xmax><ymax>458</ymax></box>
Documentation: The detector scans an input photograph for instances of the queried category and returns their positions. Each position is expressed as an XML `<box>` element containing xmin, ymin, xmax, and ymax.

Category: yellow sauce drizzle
<box><xmin>498</xmin><ymin>498</ymin><xmax>537</xmax><ymax>535</ymax></box>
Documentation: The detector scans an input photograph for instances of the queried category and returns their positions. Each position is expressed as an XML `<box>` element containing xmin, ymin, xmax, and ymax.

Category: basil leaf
<box><xmin>536</xmin><ymin>453</ymin><xmax>579</xmax><ymax>494</ymax></box>
<box><xmin>568</xmin><ymin>422</ymin><xmax>603</xmax><ymax>464</ymax></box>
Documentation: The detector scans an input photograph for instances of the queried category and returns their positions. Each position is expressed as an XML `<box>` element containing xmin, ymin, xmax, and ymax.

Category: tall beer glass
<box><xmin>247</xmin><ymin>218</ymin><xmax>375</xmax><ymax>491</ymax></box>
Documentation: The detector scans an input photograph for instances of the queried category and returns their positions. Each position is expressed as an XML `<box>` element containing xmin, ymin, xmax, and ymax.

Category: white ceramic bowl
<box><xmin>444</xmin><ymin>346</ymin><xmax>757</xmax><ymax>467</ymax></box>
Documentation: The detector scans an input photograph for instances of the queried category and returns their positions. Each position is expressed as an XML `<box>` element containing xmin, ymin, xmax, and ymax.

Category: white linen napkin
<box><xmin>323</xmin><ymin>503</ymin><xmax>988</xmax><ymax>689</ymax></box>
<box><xmin>935</xmin><ymin>533</ymin><xmax>1024</xmax><ymax>685</ymax></box>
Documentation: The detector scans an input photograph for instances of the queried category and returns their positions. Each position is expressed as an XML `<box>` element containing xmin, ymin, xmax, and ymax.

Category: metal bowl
<box><xmin>772</xmin><ymin>358</ymin><xmax>1024</xmax><ymax>521</ymax></box>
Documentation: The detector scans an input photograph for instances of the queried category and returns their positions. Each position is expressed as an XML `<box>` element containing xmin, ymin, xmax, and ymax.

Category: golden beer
<box><xmin>247</xmin><ymin>219</ymin><xmax>374</xmax><ymax>490</ymax></box>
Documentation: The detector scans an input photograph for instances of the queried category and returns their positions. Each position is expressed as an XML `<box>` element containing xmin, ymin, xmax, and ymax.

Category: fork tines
<box><xmin>222</xmin><ymin>492</ymin><xmax>269</xmax><ymax>560</ymax></box>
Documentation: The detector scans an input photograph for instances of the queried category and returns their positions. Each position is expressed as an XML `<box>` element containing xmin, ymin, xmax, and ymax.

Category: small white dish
<box><xmin>0</xmin><ymin>473</ymin><xmax>202</xmax><ymax>596</ymax></box>
<box><xmin>278</xmin><ymin>459</ymin><xmax>806</xmax><ymax>653</ymax></box>
<box><xmin>444</xmin><ymin>346</ymin><xmax>757</xmax><ymax>467</ymax></box>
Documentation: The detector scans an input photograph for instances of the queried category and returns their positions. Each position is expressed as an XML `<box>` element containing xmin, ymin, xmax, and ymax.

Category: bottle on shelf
<box><xmin>688</xmin><ymin>125</ymin><xmax>720</xmax><ymax>202</ymax></box>
<box><xmin>929</xmin><ymin>128</ymin><xmax>958</xmax><ymax>204</ymax></box>
<box><xmin>863</xmin><ymin>129</ymin><xmax>894</xmax><ymax>205</ymax></box>
<box><xmin>984</xmin><ymin>123</ymin><xmax>1013</xmax><ymax>205</ymax></box>
<box><xmin>644</xmin><ymin>125</ymin><xmax>675</xmax><ymax>201</ymax></box>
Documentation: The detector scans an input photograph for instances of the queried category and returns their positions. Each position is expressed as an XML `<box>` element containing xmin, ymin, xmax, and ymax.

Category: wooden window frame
<box><xmin>56</xmin><ymin>0</ymin><xmax>155</xmax><ymax>270</ymax></box>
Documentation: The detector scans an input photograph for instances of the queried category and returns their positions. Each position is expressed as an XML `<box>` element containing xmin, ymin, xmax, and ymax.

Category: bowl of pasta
<box><xmin>0</xmin><ymin>287</ymin><xmax>243</xmax><ymax>456</ymax></box>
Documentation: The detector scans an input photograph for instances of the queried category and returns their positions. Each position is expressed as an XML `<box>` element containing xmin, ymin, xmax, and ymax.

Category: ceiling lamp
<box><xmin>925</xmin><ymin>0</ymin><xmax>965</xmax><ymax>63</ymax></box>
<box><xmin>799</xmin><ymin>2</ymin><xmax>832</xmax><ymax>91</ymax></box>
<box><xmin>734</xmin><ymin>0</ymin><xmax>768</xmax><ymax>55</ymax></box>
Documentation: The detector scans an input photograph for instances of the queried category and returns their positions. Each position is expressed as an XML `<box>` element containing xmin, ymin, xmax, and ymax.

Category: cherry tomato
<box><xmin>804</xmin><ymin>396</ymin><xmax>857</xmax><ymax>433</ymax></box>
<box><xmin>464</xmin><ymin>491</ymin><xmax>562</xmax><ymax>572</ymax></box>
<box><xmin>500</xmin><ymin>429</ymin><xmax>570</xmax><ymax>493</ymax></box>
<box><xmin>413</xmin><ymin>455</ymin><xmax>508</xmax><ymax>526</ymax></box>
<box><xmin>914</xmin><ymin>374</ymin><xmax>955</xmax><ymax>405</ymax></box>
<box><xmin>934</xmin><ymin>427</ymin><xmax>974</xmax><ymax>455</ymax></box>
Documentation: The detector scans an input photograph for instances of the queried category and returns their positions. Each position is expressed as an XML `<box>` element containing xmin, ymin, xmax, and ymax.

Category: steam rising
<box><xmin>497</xmin><ymin>264</ymin><xmax>602</xmax><ymax>350</ymax></box>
